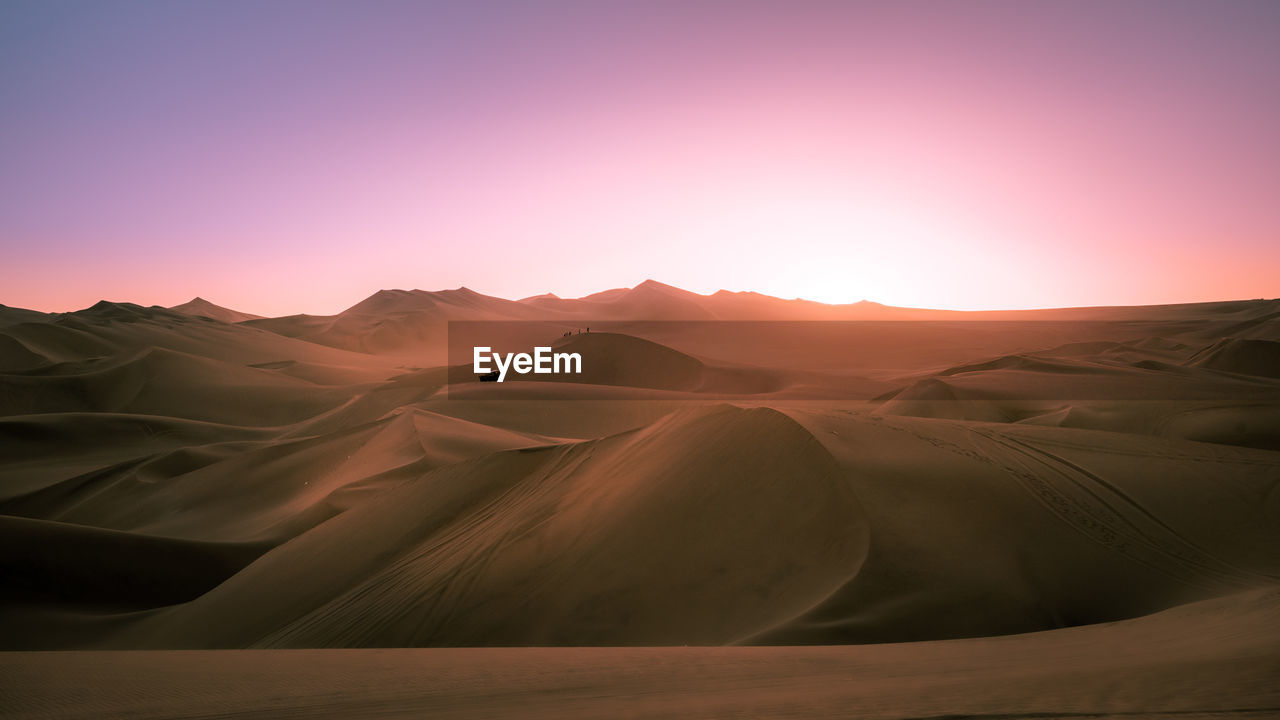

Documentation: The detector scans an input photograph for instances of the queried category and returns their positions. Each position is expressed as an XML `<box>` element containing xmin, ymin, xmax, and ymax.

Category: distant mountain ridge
<box><xmin>235</xmin><ymin>279</ymin><xmax>970</xmax><ymax>355</ymax></box>
<box><xmin>4</xmin><ymin>282</ymin><xmax>1277</xmax><ymax>359</ymax></box>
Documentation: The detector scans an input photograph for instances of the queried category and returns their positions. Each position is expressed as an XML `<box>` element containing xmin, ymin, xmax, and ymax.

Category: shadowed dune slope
<box><xmin>0</xmin><ymin>302</ymin><xmax>399</xmax><ymax>379</ymax></box>
<box><xmin>547</xmin><ymin>332</ymin><xmax>706</xmax><ymax>389</ymax></box>
<box><xmin>872</xmin><ymin>339</ymin><xmax>1280</xmax><ymax>447</ymax></box>
<box><xmin>1187</xmin><ymin>337</ymin><xmax>1280</xmax><ymax>378</ymax></box>
<box><xmin>751</xmin><ymin>409</ymin><xmax>1280</xmax><ymax>644</ymax></box>
<box><xmin>453</xmin><ymin>332</ymin><xmax>884</xmax><ymax>398</ymax></box>
<box><xmin>0</xmin><ymin>347</ymin><xmax>354</xmax><ymax>425</ymax></box>
<box><xmin>543</xmin><ymin>331</ymin><xmax>803</xmax><ymax>395</ymax></box>
<box><xmin>46</xmin><ymin>403</ymin><xmax>1278</xmax><ymax>650</ymax></box>
<box><xmin>0</xmin><ymin>409</ymin><xmax>553</xmax><ymax>545</ymax></box>
<box><xmin>0</xmin><ymin>333</ymin><xmax>50</xmax><ymax>372</ymax></box>
<box><xmin>0</xmin><ymin>413</ymin><xmax>271</xmax><ymax>499</ymax></box>
<box><xmin>422</xmin><ymin>395</ymin><xmax>697</xmax><ymax>440</ymax></box>
<box><xmin>2</xmin><ymin>290</ymin><xmax>1280</xmax><ymax>655</ymax></box>
<box><xmin>0</xmin><ymin>515</ymin><xmax>266</xmax><ymax>610</ymax></box>
<box><xmin>112</xmin><ymin>405</ymin><xmax>869</xmax><ymax>648</ymax></box>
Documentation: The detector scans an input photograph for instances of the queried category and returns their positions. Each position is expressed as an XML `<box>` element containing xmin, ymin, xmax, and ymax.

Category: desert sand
<box><xmin>3</xmin><ymin>589</ymin><xmax>1278</xmax><ymax>719</ymax></box>
<box><xmin>1</xmin><ymin>282</ymin><xmax>1278</xmax><ymax>716</ymax></box>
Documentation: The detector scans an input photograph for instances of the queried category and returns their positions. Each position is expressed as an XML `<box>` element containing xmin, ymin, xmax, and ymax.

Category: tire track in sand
<box><xmin>869</xmin><ymin>415</ymin><xmax>1272</xmax><ymax>593</ymax></box>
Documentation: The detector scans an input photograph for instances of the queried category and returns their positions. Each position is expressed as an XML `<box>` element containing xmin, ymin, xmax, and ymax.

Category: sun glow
<box><xmin>657</xmin><ymin>183</ymin><xmax>997</xmax><ymax>306</ymax></box>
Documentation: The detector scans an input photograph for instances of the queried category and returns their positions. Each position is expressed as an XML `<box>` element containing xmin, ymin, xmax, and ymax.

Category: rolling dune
<box><xmin>1</xmin><ymin>284</ymin><xmax>1277</xmax><ymax>718</ymax></box>
<box><xmin>105</xmin><ymin>406</ymin><xmax>866</xmax><ymax>648</ymax></box>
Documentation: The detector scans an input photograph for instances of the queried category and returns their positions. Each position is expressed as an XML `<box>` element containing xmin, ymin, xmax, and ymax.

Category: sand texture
<box><xmin>2</xmin><ymin>285</ymin><xmax>1278</xmax><ymax>715</ymax></box>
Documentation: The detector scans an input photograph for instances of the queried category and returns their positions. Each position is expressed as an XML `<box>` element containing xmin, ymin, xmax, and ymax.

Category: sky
<box><xmin>1</xmin><ymin>0</ymin><xmax>1278</xmax><ymax>315</ymax></box>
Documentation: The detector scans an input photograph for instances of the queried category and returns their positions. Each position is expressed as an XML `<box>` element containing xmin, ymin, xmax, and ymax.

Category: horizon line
<box><xmin>8</xmin><ymin>280</ymin><xmax>1276</xmax><ymax>318</ymax></box>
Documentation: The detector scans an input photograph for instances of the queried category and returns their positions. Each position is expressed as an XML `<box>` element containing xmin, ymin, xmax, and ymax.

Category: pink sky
<box><xmin>1</xmin><ymin>1</ymin><xmax>1277</xmax><ymax>316</ymax></box>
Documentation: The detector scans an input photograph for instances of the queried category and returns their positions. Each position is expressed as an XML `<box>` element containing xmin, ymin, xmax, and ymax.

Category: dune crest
<box><xmin>169</xmin><ymin>297</ymin><xmax>264</xmax><ymax>324</ymax></box>
<box><xmin>112</xmin><ymin>406</ymin><xmax>867</xmax><ymax>648</ymax></box>
<box><xmin>1</xmin><ymin>286</ymin><xmax>1278</xmax><ymax>654</ymax></box>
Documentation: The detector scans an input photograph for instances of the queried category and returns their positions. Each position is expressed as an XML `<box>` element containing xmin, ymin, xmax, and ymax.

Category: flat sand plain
<box><xmin>3</xmin><ymin>589</ymin><xmax>1278</xmax><ymax>719</ymax></box>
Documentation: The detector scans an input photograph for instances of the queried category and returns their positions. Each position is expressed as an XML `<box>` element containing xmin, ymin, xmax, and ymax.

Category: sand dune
<box><xmin>0</xmin><ymin>333</ymin><xmax>51</xmax><ymax>372</ymax></box>
<box><xmin>3</xmin><ymin>585</ymin><xmax>1277</xmax><ymax>719</ymax></box>
<box><xmin>0</xmin><ymin>304</ymin><xmax>50</xmax><ymax>328</ymax></box>
<box><xmin>2</xmin><ymin>409</ymin><xmax>552</xmax><ymax>544</ymax></box>
<box><xmin>0</xmin><ymin>317</ymin><xmax>116</xmax><ymax>369</ymax></box>
<box><xmin>451</xmin><ymin>331</ymin><xmax>797</xmax><ymax>395</ymax></box>
<box><xmin>0</xmin><ymin>346</ymin><xmax>357</xmax><ymax>425</ymax></box>
<box><xmin>1</xmin><ymin>285</ymin><xmax>1278</xmax><ymax>670</ymax></box>
<box><xmin>1187</xmin><ymin>337</ymin><xmax>1280</xmax><ymax>378</ymax></box>
<box><xmin>871</xmin><ymin>336</ymin><xmax>1280</xmax><ymax>449</ymax></box>
<box><xmin>8</xmin><ymin>402</ymin><xmax>1274</xmax><ymax>650</ymax></box>
<box><xmin>422</xmin><ymin>395</ymin><xmax>695</xmax><ymax>439</ymax></box>
<box><xmin>102</xmin><ymin>406</ymin><xmax>865</xmax><ymax>648</ymax></box>
<box><xmin>545</xmin><ymin>332</ymin><xmax>889</xmax><ymax>397</ymax></box>
<box><xmin>0</xmin><ymin>413</ymin><xmax>271</xmax><ymax>500</ymax></box>
<box><xmin>0</xmin><ymin>301</ymin><xmax>400</xmax><ymax>375</ymax></box>
<box><xmin>444</xmin><ymin>330</ymin><xmax>891</xmax><ymax>400</ymax></box>
<box><xmin>0</xmin><ymin>514</ymin><xmax>265</xmax><ymax>611</ymax></box>
<box><xmin>168</xmin><ymin>297</ymin><xmax>263</xmax><ymax>324</ymax></box>
<box><xmin>549</xmin><ymin>332</ymin><xmax>707</xmax><ymax>389</ymax></box>
<box><xmin>755</xmin><ymin>409</ymin><xmax>1280</xmax><ymax>643</ymax></box>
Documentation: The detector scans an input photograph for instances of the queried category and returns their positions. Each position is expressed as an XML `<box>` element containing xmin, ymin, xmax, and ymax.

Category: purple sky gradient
<box><xmin>2</xmin><ymin>0</ymin><xmax>1278</xmax><ymax>315</ymax></box>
